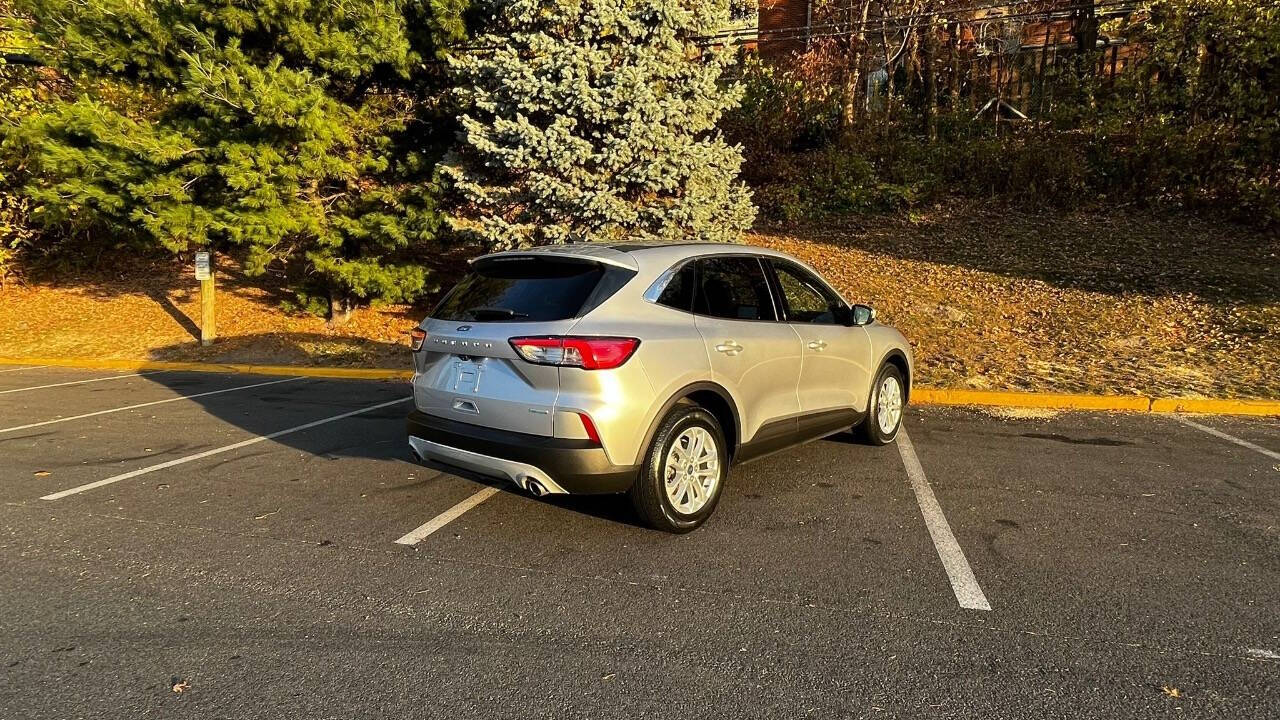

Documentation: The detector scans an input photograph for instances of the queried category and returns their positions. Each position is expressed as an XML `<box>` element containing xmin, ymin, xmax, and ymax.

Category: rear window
<box><xmin>656</xmin><ymin>263</ymin><xmax>696</xmax><ymax>312</ymax></box>
<box><xmin>432</xmin><ymin>258</ymin><xmax>605</xmax><ymax>322</ymax></box>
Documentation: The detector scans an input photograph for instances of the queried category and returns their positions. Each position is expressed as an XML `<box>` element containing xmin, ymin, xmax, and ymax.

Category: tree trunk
<box><xmin>840</xmin><ymin>3</ymin><xmax>874</xmax><ymax>137</ymax></box>
<box><xmin>1038</xmin><ymin>18</ymin><xmax>1053</xmax><ymax>117</ymax></box>
<box><xmin>880</xmin><ymin>18</ymin><xmax>894</xmax><ymax>137</ymax></box>
<box><xmin>923</xmin><ymin>19</ymin><xmax>938</xmax><ymax>142</ymax></box>
<box><xmin>841</xmin><ymin>50</ymin><xmax>862</xmax><ymax>134</ymax></box>
<box><xmin>948</xmin><ymin>21</ymin><xmax>961</xmax><ymax>110</ymax></box>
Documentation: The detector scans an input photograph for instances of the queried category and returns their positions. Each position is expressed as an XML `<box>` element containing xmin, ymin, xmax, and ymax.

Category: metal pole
<box><xmin>196</xmin><ymin>251</ymin><xmax>215</xmax><ymax>346</ymax></box>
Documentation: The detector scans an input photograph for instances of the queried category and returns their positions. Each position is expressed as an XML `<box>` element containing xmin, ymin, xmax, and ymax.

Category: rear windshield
<box><xmin>431</xmin><ymin>258</ymin><xmax>606</xmax><ymax>322</ymax></box>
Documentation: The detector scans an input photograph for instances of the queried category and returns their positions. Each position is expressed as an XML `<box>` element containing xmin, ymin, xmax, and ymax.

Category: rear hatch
<box><xmin>413</xmin><ymin>252</ymin><xmax>635</xmax><ymax>437</ymax></box>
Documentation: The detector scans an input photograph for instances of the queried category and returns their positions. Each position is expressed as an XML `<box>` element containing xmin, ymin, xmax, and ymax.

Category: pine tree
<box><xmin>4</xmin><ymin>1</ymin><xmax>465</xmax><ymax>321</ymax></box>
<box><xmin>439</xmin><ymin>0</ymin><xmax>756</xmax><ymax>247</ymax></box>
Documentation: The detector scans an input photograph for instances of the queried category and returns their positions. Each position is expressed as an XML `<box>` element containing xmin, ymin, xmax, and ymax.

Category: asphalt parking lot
<box><xmin>1</xmin><ymin>365</ymin><xmax>1277</xmax><ymax>719</ymax></box>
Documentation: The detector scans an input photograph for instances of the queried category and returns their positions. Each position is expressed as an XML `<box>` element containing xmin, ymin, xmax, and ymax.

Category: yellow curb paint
<box><xmin>0</xmin><ymin>356</ymin><xmax>412</xmax><ymax>382</ymax></box>
<box><xmin>2</xmin><ymin>356</ymin><xmax>1276</xmax><ymax>416</ymax></box>
<box><xmin>911</xmin><ymin>388</ymin><xmax>1152</xmax><ymax>412</ymax></box>
<box><xmin>1149</xmin><ymin>397</ymin><xmax>1280</xmax><ymax>417</ymax></box>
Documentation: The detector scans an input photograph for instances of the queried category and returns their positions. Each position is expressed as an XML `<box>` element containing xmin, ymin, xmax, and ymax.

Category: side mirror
<box><xmin>850</xmin><ymin>304</ymin><xmax>876</xmax><ymax>326</ymax></box>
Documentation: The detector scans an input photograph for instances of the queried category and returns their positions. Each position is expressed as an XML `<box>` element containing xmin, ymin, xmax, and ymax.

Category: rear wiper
<box><xmin>468</xmin><ymin>306</ymin><xmax>529</xmax><ymax>320</ymax></box>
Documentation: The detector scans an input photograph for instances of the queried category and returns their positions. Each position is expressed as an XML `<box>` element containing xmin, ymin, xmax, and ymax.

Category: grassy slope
<box><xmin>750</xmin><ymin>202</ymin><xmax>1279</xmax><ymax>399</ymax></box>
<box><xmin>2</xmin><ymin>203</ymin><xmax>1276</xmax><ymax>399</ymax></box>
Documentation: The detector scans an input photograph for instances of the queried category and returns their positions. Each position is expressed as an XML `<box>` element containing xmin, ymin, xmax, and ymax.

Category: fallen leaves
<box><xmin>1</xmin><ymin>201</ymin><xmax>1275</xmax><ymax>400</ymax></box>
<box><xmin>1161</xmin><ymin>685</ymin><xmax>1182</xmax><ymax>698</ymax></box>
<box><xmin>171</xmin><ymin>680</ymin><xmax>190</xmax><ymax>694</ymax></box>
<box><xmin>750</xmin><ymin>200</ymin><xmax>1280</xmax><ymax>400</ymax></box>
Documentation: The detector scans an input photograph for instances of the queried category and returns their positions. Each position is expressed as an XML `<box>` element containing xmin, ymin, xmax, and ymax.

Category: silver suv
<box><xmin>407</xmin><ymin>243</ymin><xmax>912</xmax><ymax>532</ymax></box>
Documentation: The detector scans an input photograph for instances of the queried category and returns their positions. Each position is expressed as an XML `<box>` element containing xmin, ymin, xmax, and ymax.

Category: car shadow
<box><xmin>416</xmin><ymin>462</ymin><xmax>646</xmax><ymax>529</ymax></box>
<box><xmin>140</xmin><ymin>334</ymin><xmax>651</xmax><ymax>529</ymax></box>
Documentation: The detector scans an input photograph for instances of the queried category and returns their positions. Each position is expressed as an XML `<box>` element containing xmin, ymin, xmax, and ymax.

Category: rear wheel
<box><xmin>855</xmin><ymin>364</ymin><xmax>905</xmax><ymax>445</ymax></box>
<box><xmin>629</xmin><ymin>405</ymin><xmax>727</xmax><ymax>533</ymax></box>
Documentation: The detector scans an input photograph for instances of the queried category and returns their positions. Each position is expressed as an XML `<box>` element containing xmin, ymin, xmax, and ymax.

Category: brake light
<box><xmin>409</xmin><ymin>328</ymin><xmax>427</xmax><ymax>351</ymax></box>
<box><xmin>508</xmin><ymin>336</ymin><xmax>640</xmax><ymax>370</ymax></box>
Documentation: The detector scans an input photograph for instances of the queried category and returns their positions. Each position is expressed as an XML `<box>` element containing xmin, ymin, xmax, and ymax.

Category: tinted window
<box><xmin>694</xmin><ymin>257</ymin><xmax>776</xmax><ymax>321</ymax></box>
<box><xmin>773</xmin><ymin>262</ymin><xmax>843</xmax><ymax>324</ymax></box>
<box><xmin>656</xmin><ymin>263</ymin><xmax>696</xmax><ymax>312</ymax></box>
<box><xmin>432</xmin><ymin>258</ymin><xmax>604</xmax><ymax>322</ymax></box>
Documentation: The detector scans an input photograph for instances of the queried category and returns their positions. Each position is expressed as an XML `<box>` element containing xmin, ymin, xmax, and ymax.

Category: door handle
<box><xmin>807</xmin><ymin>340</ymin><xmax>828</xmax><ymax>351</ymax></box>
<box><xmin>715</xmin><ymin>340</ymin><xmax>743</xmax><ymax>356</ymax></box>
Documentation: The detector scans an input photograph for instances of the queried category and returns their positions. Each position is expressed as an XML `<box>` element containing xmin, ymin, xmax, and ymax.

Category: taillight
<box><xmin>508</xmin><ymin>336</ymin><xmax>640</xmax><ymax>370</ymax></box>
<box><xmin>409</xmin><ymin>328</ymin><xmax>427</xmax><ymax>351</ymax></box>
<box><xmin>577</xmin><ymin>412</ymin><xmax>601</xmax><ymax>445</ymax></box>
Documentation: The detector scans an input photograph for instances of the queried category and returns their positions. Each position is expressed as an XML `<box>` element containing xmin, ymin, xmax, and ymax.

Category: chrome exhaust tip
<box><xmin>526</xmin><ymin>479</ymin><xmax>548</xmax><ymax>497</ymax></box>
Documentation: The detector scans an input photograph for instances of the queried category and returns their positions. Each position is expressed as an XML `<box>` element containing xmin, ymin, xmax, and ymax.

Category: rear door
<box><xmin>767</xmin><ymin>259</ymin><xmax>873</xmax><ymax>414</ymax></box>
<box><xmin>691</xmin><ymin>256</ymin><xmax>803</xmax><ymax>444</ymax></box>
<box><xmin>413</xmin><ymin>256</ymin><xmax>617</xmax><ymax>436</ymax></box>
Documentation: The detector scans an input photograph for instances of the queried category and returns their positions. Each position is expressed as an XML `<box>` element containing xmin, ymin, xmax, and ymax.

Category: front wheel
<box><xmin>855</xmin><ymin>364</ymin><xmax>905</xmax><ymax>445</ymax></box>
<box><xmin>629</xmin><ymin>405</ymin><xmax>727</xmax><ymax>533</ymax></box>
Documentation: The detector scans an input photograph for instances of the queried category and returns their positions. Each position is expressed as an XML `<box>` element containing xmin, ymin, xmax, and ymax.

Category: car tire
<box><xmin>855</xmin><ymin>363</ymin><xmax>906</xmax><ymax>445</ymax></box>
<box><xmin>629</xmin><ymin>404</ymin><xmax>728</xmax><ymax>534</ymax></box>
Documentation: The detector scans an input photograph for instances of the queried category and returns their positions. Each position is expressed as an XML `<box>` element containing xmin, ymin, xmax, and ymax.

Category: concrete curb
<box><xmin>1</xmin><ymin>356</ymin><xmax>1277</xmax><ymax>417</ymax></box>
<box><xmin>912</xmin><ymin>388</ymin><xmax>1280</xmax><ymax>417</ymax></box>
<box><xmin>911</xmin><ymin>388</ymin><xmax>1153</xmax><ymax>412</ymax></box>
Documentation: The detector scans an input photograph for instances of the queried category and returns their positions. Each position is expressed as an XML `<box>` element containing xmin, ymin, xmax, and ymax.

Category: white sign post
<box><xmin>195</xmin><ymin>251</ymin><xmax>215</xmax><ymax>346</ymax></box>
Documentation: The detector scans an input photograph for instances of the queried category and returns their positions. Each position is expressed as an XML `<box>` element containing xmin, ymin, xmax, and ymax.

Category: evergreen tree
<box><xmin>0</xmin><ymin>1</ymin><xmax>46</xmax><ymax>281</ymax></box>
<box><xmin>4</xmin><ymin>0</ymin><xmax>465</xmax><ymax>321</ymax></box>
<box><xmin>439</xmin><ymin>0</ymin><xmax>756</xmax><ymax>247</ymax></box>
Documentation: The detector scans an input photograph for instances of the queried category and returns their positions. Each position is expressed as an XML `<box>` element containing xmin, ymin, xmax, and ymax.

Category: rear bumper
<box><xmin>406</xmin><ymin>410</ymin><xmax>638</xmax><ymax>495</ymax></box>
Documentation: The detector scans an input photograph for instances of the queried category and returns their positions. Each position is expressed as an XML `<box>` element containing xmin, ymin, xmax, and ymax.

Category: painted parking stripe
<box><xmin>40</xmin><ymin>396</ymin><xmax>412</xmax><ymax>501</ymax></box>
<box><xmin>896</xmin><ymin>429</ymin><xmax>992</xmax><ymax>611</ymax></box>
<box><xmin>394</xmin><ymin>487</ymin><xmax>501</xmax><ymax>545</ymax></box>
<box><xmin>0</xmin><ymin>376</ymin><xmax>306</xmax><ymax>435</ymax></box>
<box><xmin>0</xmin><ymin>371</ymin><xmax>167</xmax><ymax>396</ymax></box>
<box><xmin>1174</xmin><ymin>416</ymin><xmax>1280</xmax><ymax>462</ymax></box>
<box><xmin>0</xmin><ymin>365</ymin><xmax>48</xmax><ymax>373</ymax></box>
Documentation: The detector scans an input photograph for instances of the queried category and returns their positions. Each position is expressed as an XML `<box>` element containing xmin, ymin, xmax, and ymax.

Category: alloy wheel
<box><xmin>663</xmin><ymin>426</ymin><xmax>720</xmax><ymax>514</ymax></box>
<box><xmin>877</xmin><ymin>375</ymin><xmax>903</xmax><ymax>436</ymax></box>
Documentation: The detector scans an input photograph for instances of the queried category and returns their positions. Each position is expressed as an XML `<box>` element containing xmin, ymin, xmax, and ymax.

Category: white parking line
<box><xmin>1174</xmin><ymin>416</ymin><xmax>1280</xmax><ymax>462</ymax></box>
<box><xmin>0</xmin><ymin>376</ymin><xmax>306</xmax><ymax>434</ymax></box>
<box><xmin>394</xmin><ymin>487</ymin><xmax>501</xmax><ymax>545</ymax></box>
<box><xmin>40</xmin><ymin>396</ymin><xmax>412</xmax><ymax>500</ymax></box>
<box><xmin>0</xmin><ymin>371</ymin><xmax>167</xmax><ymax>395</ymax></box>
<box><xmin>0</xmin><ymin>365</ymin><xmax>49</xmax><ymax>373</ymax></box>
<box><xmin>896</xmin><ymin>429</ymin><xmax>992</xmax><ymax>611</ymax></box>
